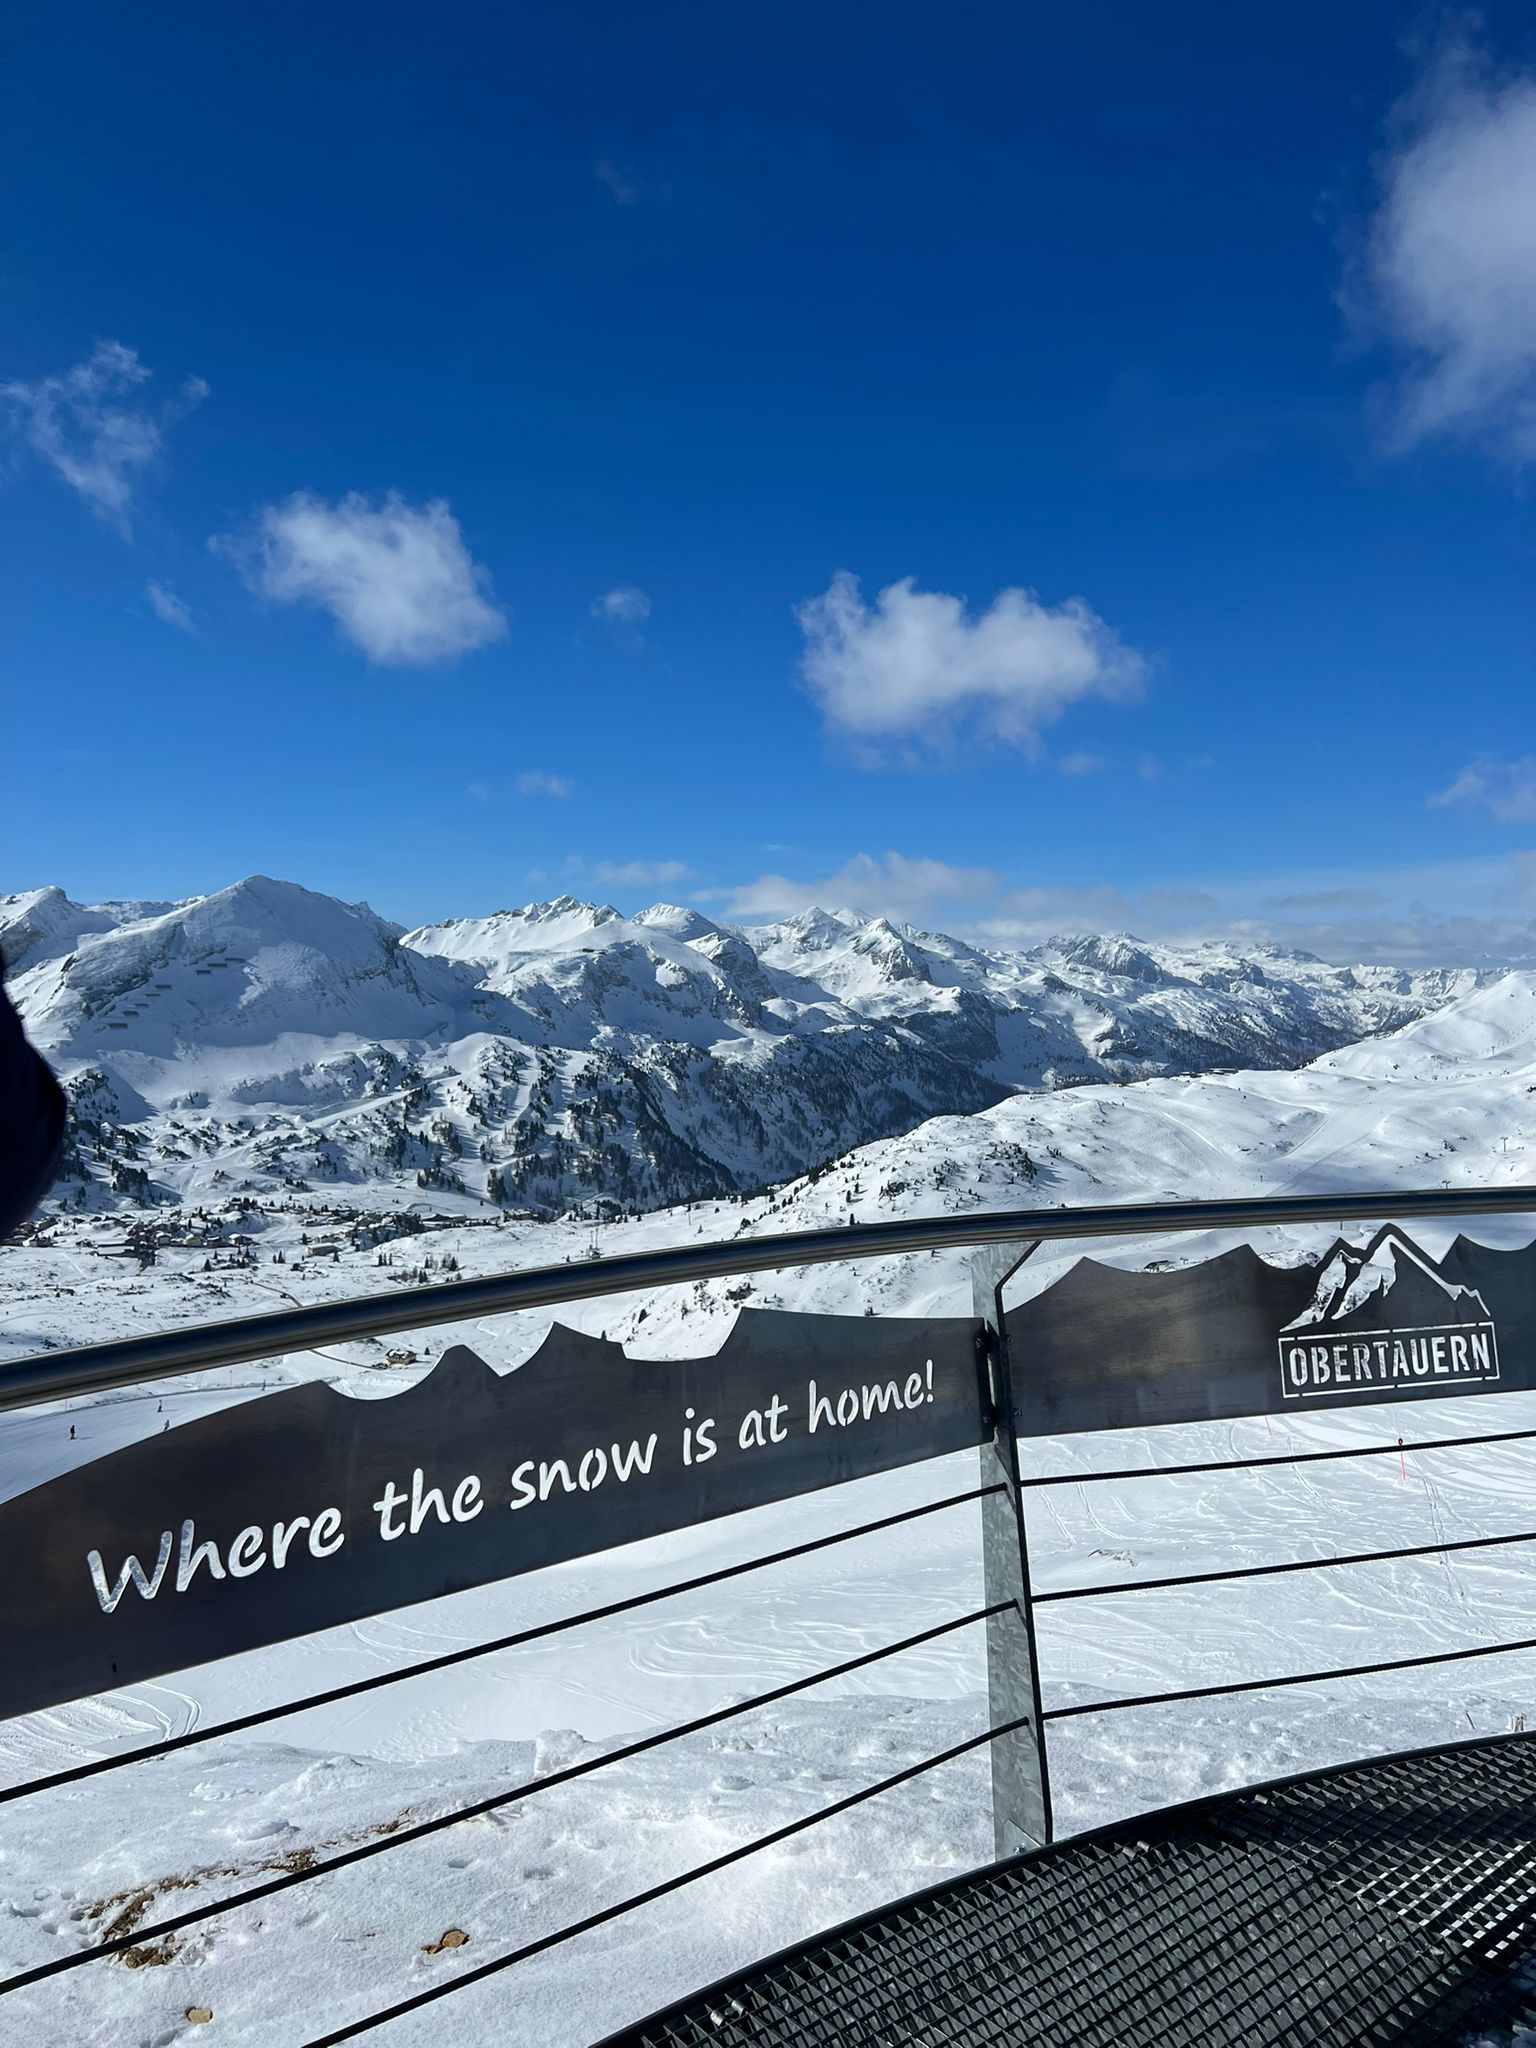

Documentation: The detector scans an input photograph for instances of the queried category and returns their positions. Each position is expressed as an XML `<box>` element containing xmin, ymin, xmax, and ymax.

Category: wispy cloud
<box><xmin>145</xmin><ymin>579</ymin><xmax>194</xmax><ymax>632</ymax></box>
<box><xmin>795</xmin><ymin>571</ymin><xmax>1146</xmax><ymax>761</ymax></box>
<box><xmin>981</xmin><ymin>881</ymin><xmax>1219</xmax><ymax>939</ymax></box>
<box><xmin>1430</xmin><ymin>755</ymin><xmax>1536</xmax><ymax>823</ymax></box>
<box><xmin>516</xmin><ymin>770</ymin><xmax>574</xmax><ymax>798</ymax></box>
<box><xmin>218</xmin><ymin>490</ymin><xmax>505</xmax><ymax>666</ymax></box>
<box><xmin>1058</xmin><ymin>751</ymin><xmax>1105</xmax><ymax>776</ymax></box>
<box><xmin>1361</xmin><ymin>34</ymin><xmax>1536</xmax><ymax>457</ymax></box>
<box><xmin>594</xmin><ymin>157</ymin><xmax>642</xmax><ymax>206</ymax></box>
<box><xmin>714</xmin><ymin>852</ymin><xmax>1002</xmax><ymax>924</ymax></box>
<box><xmin>708</xmin><ymin>848</ymin><xmax>1536</xmax><ymax>966</ymax></box>
<box><xmin>594</xmin><ymin>859</ymin><xmax>692</xmax><ymax>885</ymax></box>
<box><xmin>592</xmin><ymin>584</ymin><xmax>651</xmax><ymax>628</ymax></box>
<box><xmin>591</xmin><ymin>584</ymin><xmax>651</xmax><ymax>649</ymax></box>
<box><xmin>2</xmin><ymin>341</ymin><xmax>206</xmax><ymax>535</ymax></box>
<box><xmin>972</xmin><ymin>867</ymin><xmax>1536</xmax><ymax>967</ymax></box>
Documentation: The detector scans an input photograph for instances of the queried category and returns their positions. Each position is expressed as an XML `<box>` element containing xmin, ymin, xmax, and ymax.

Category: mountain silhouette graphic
<box><xmin>1282</xmin><ymin>1226</ymin><xmax>1493</xmax><ymax>1335</ymax></box>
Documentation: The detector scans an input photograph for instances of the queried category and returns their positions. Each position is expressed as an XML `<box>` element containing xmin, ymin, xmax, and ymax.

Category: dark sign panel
<box><xmin>1006</xmin><ymin>1226</ymin><xmax>1535</xmax><ymax>1435</ymax></box>
<box><xmin>0</xmin><ymin>1309</ymin><xmax>984</xmax><ymax>1725</ymax></box>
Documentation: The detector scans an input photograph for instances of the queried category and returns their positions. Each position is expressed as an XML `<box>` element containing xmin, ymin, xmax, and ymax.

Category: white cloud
<box><xmin>517</xmin><ymin>770</ymin><xmax>574</xmax><ymax>799</ymax></box>
<box><xmin>1430</xmin><ymin>755</ymin><xmax>1536</xmax><ymax>822</ymax></box>
<box><xmin>592</xmin><ymin>585</ymin><xmax>651</xmax><ymax>629</ymax></box>
<box><xmin>715</xmin><ymin>852</ymin><xmax>1002</xmax><ymax>924</ymax></box>
<box><xmin>594</xmin><ymin>859</ymin><xmax>692</xmax><ymax>885</ymax></box>
<box><xmin>145</xmin><ymin>579</ymin><xmax>194</xmax><ymax>632</ymax></box>
<box><xmin>2</xmin><ymin>340</ymin><xmax>206</xmax><ymax>535</ymax></box>
<box><xmin>1364</xmin><ymin>38</ymin><xmax>1536</xmax><ymax>456</ymax></box>
<box><xmin>1058</xmin><ymin>751</ymin><xmax>1105</xmax><ymax>775</ymax></box>
<box><xmin>796</xmin><ymin>571</ymin><xmax>1145</xmax><ymax>758</ymax></box>
<box><xmin>220</xmin><ymin>490</ymin><xmax>505</xmax><ymax>666</ymax></box>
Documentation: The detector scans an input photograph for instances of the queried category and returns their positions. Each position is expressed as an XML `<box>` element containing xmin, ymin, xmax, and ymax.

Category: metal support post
<box><xmin>971</xmin><ymin>1239</ymin><xmax>1052</xmax><ymax>1855</ymax></box>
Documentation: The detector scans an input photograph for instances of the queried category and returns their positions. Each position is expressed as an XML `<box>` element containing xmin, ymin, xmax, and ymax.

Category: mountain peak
<box><xmin>1049</xmin><ymin>933</ymin><xmax>1166</xmax><ymax>983</ymax></box>
<box><xmin>775</xmin><ymin>906</ymin><xmax>859</xmax><ymax>946</ymax></box>
<box><xmin>536</xmin><ymin>894</ymin><xmax>620</xmax><ymax>925</ymax></box>
<box><xmin>634</xmin><ymin>903</ymin><xmax>719</xmax><ymax>940</ymax></box>
<box><xmin>1</xmin><ymin>887</ymin><xmax>117</xmax><ymax>976</ymax></box>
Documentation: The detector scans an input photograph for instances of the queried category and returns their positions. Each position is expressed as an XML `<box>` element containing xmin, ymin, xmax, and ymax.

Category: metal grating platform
<box><xmin>603</xmin><ymin>1733</ymin><xmax>1536</xmax><ymax>2048</ymax></box>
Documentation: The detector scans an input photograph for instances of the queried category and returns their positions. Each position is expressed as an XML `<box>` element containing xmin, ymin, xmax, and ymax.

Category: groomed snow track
<box><xmin>605</xmin><ymin>1730</ymin><xmax>1536</xmax><ymax>2048</ymax></box>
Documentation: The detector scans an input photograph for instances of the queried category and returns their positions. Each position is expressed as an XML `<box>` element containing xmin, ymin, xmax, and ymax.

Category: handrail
<box><xmin>8</xmin><ymin>1182</ymin><xmax>1536</xmax><ymax>1411</ymax></box>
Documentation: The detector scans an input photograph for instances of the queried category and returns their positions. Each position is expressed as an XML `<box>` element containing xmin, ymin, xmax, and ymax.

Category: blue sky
<box><xmin>5</xmin><ymin>0</ymin><xmax>1536</xmax><ymax>962</ymax></box>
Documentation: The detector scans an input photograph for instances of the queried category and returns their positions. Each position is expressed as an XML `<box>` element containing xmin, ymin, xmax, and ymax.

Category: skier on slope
<box><xmin>0</xmin><ymin>951</ymin><xmax>65</xmax><ymax>1238</ymax></box>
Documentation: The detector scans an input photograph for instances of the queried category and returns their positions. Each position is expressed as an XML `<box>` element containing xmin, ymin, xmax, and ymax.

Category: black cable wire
<box><xmin>1043</xmin><ymin>1628</ymin><xmax>1536</xmax><ymax>1722</ymax></box>
<box><xmin>0</xmin><ymin>1482</ymin><xmax>1005</xmax><ymax>1813</ymax></box>
<box><xmin>1016</xmin><ymin>1420</ymin><xmax>1536</xmax><ymax>1489</ymax></box>
<box><xmin>296</xmin><ymin>1711</ymin><xmax>1036</xmax><ymax>2048</ymax></box>
<box><xmin>0</xmin><ymin>1603</ymin><xmax>1011</xmax><ymax>1995</ymax></box>
<box><xmin>1032</xmin><ymin>1522</ymin><xmax>1536</xmax><ymax>1604</ymax></box>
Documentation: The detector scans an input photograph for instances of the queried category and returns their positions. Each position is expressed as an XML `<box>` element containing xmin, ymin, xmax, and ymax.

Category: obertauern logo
<box><xmin>1278</xmin><ymin>1228</ymin><xmax>1499</xmax><ymax>1402</ymax></box>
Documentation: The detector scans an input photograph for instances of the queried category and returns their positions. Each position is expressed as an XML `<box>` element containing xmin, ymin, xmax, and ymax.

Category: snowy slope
<box><xmin>3</xmin><ymin>974</ymin><xmax>1536</xmax><ymax>2043</ymax></box>
<box><xmin>2</xmin><ymin>875</ymin><xmax>1480</xmax><ymax>1228</ymax></box>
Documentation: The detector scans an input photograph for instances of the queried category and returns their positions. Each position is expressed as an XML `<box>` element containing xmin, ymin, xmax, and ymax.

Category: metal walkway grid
<box><xmin>605</xmin><ymin>1732</ymin><xmax>1536</xmax><ymax>2048</ymax></box>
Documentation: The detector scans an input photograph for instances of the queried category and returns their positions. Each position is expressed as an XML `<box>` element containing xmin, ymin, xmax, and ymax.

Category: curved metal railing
<box><xmin>11</xmin><ymin>1181</ymin><xmax>1536</xmax><ymax>1409</ymax></box>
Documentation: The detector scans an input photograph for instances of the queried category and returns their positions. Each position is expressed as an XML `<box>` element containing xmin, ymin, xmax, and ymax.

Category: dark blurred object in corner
<box><xmin>0</xmin><ymin>949</ymin><xmax>66</xmax><ymax>1238</ymax></box>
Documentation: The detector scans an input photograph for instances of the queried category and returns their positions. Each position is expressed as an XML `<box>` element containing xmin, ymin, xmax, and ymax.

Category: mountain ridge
<box><xmin>0</xmin><ymin>875</ymin><xmax>1484</xmax><ymax>1222</ymax></box>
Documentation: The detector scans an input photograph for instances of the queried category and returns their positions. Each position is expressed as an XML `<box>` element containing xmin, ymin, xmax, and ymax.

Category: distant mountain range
<box><xmin>0</xmin><ymin>876</ymin><xmax>1482</xmax><ymax>1220</ymax></box>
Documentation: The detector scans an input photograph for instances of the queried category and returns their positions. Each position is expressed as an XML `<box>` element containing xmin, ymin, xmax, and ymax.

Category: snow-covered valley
<box><xmin>3</xmin><ymin>914</ymin><xmax>1536</xmax><ymax>2045</ymax></box>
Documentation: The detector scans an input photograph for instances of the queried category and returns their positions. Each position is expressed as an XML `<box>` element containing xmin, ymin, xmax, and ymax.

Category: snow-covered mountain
<box><xmin>1</xmin><ymin>876</ymin><xmax>1480</xmax><ymax>1223</ymax></box>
